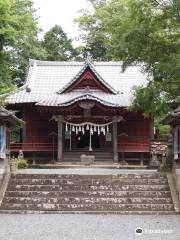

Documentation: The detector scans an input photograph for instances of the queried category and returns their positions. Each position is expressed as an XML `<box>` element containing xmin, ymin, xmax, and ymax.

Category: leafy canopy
<box><xmin>76</xmin><ymin>0</ymin><xmax>180</xmax><ymax>117</ymax></box>
<box><xmin>42</xmin><ymin>25</ymin><xmax>77</xmax><ymax>61</ymax></box>
<box><xmin>0</xmin><ymin>0</ymin><xmax>43</xmax><ymax>92</ymax></box>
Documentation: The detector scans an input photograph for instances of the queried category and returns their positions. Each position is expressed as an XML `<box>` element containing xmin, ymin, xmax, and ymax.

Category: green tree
<box><xmin>42</xmin><ymin>25</ymin><xmax>77</xmax><ymax>61</ymax></box>
<box><xmin>75</xmin><ymin>11</ymin><xmax>110</xmax><ymax>60</ymax></box>
<box><xmin>12</xmin><ymin>33</ymin><xmax>47</xmax><ymax>85</ymax></box>
<box><xmin>77</xmin><ymin>0</ymin><xmax>180</xmax><ymax>117</ymax></box>
<box><xmin>0</xmin><ymin>0</ymin><xmax>42</xmax><ymax>92</ymax></box>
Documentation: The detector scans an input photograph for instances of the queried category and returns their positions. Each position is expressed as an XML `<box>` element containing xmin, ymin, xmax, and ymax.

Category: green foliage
<box><xmin>75</xmin><ymin>4</ymin><xmax>111</xmax><ymax>60</ymax></box>
<box><xmin>77</xmin><ymin>0</ymin><xmax>180</xmax><ymax>117</ymax></box>
<box><xmin>17</xmin><ymin>159</ymin><xmax>28</xmax><ymax>169</ymax></box>
<box><xmin>42</xmin><ymin>25</ymin><xmax>77</xmax><ymax>61</ymax></box>
<box><xmin>0</xmin><ymin>0</ymin><xmax>43</xmax><ymax>89</ymax></box>
<box><xmin>130</xmin><ymin>82</ymin><xmax>169</xmax><ymax>118</ymax></box>
<box><xmin>158</xmin><ymin>124</ymin><xmax>170</xmax><ymax>141</ymax></box>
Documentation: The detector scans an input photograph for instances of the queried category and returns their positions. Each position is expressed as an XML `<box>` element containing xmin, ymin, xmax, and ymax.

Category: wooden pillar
<box><xmin>57</xmin><ymin>116</ymin><xmax>63</xmax><ymax>162</ymax></box>
<box><xmin>113</xmin><ymin>117</ymin><xmax>118</xmax><ymax>163</ymax></box>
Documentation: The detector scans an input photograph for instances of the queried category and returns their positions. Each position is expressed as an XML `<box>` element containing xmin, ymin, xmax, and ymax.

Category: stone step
<box><xmin>0</xmin><ymin>209</ymin><xmax>176</xmax><ymax>215</ymax></box>
<box><xmin>1</xmin><ymin>172</ymin><xmax>174</xmax><ymax>214</ymax></box>
<box><xmin>7</xmin><ymin>184</ymin><xmax>170</xmax><ymax>191</ymax></box>
<box><xmin>63</xmin><ymin>152</ymin><xmax>113</xmax><ymax>155</ymax></box>
<box><xmin>9</xmin><ymin>178</ymin><xmax>168</xmax><ymax>186</ymax></box>
<box><xmin>5</xmin><ymin>190</ymin><xmax>172</xmax><ymax>198</ymax></box>
<box><xmin>11</xmin><ymin>173</ymin><xmax>167</xmax><ymax>180</ymax></box>
<box><xmin>63</xmin><ymin>155</ymin><xmax>113</xmax><ymax>158</ymax></box>
<box><xmin>3</xmin><ymin>197</ymin><xmax>173</xmax><ymax>204</ymax></box>
<box><xmin>0</xmin><ymin>203</ymin><xmax>174</xmax><ymax>211</ymax></box>
<box><xmin>63</xmin><ymin>158</ymin><xmax>113</xmax><ymax>161</ymax></box>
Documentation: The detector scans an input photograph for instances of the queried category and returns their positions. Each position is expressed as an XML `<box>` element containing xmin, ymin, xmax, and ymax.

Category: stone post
<box><xmin>113</xmin><ymin>117</ymin><xmax>119</xmax><ymax>163</ymax></box>
<box><xmin>166</xmin><ymin>130</ymin><xmax>174</xmax><ymax>171</ymax></box>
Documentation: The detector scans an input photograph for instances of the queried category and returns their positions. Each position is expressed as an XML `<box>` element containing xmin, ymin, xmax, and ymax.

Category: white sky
<box><xmin>33</xmin><ymin>0</ymin><xmax>92</xmax><ymax>46</ymax></box>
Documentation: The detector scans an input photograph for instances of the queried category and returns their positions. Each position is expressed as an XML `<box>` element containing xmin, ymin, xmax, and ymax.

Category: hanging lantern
<box><xmin>86</xmin><ymin>124</ymin><xmax>89</xmax><ymax>130</ymax></box>
<box><xmin>79</xmin><ymin>126</ymin><xmax>82</xmax><ymax>132</ymax></box>
<box><xmin>94</xmin><ymin>126</ymin><xmax>97</xmax><ymax>132</ymax></box>
<box><xmin>101</xmin><ymin>126</ymin><xmax>104</xmax><ymax>132</ymax></box>
<box><xmin>72</xmin><ymin>126</ymin><xmax>75</xmax><ymax>132</ymax></box>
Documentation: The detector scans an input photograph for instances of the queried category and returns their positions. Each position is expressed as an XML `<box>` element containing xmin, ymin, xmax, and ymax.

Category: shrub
<box><xmin>17</xmin><ymin>159</ymin><xmax>28</xmax><ymax>169</ymax></box>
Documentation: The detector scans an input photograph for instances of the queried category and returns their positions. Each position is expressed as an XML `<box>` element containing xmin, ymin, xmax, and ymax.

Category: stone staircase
<box><xmin>0</xmin><ymin>172</ymin><xmax>176</xmax><ymax>214</ymax></box>
<box><xmin>63</xmin><ymin>150</ymin><xmax>113</xmax><ymax>162</ymax></box>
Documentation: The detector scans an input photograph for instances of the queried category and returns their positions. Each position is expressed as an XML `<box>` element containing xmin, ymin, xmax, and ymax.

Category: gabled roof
<box><xmin>58</xmin><ymin>60</ymin><xmax>117</xmax><ymax>94</ymax></box>
<box><xmin>6</xmin><ymin>59</ymin><xmax>148</xmax><ymax>108</ymax></box>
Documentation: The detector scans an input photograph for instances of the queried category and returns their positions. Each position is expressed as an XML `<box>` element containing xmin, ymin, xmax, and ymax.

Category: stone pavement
<box><xmin>0</xmin><ymin>214</ymin><xmax>179</xmax><ymax>240</ymax></box>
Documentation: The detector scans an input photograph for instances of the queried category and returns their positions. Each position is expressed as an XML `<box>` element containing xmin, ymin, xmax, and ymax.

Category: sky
<box><xmin>33</xmin><ymin>0</ymin><xmax>92</xmax><ymax>46</ymax></box>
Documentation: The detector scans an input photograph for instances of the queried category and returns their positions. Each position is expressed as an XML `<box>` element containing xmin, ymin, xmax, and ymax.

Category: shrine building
<box><xmin>6</xmin><ymin>58</ymin><xmax>154</xmax><ymax>165</ymax></box>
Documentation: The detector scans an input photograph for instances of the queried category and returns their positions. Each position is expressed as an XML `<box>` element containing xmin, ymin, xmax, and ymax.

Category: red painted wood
<box><xmin>10</xmin><ymin>105</ymin><xmax>152</xmax><ymax>153</ymax></box>
<box><xmin>63</xmin><ymin>69</ymin><xmax>113</xmax><ymax>93</ymax></box>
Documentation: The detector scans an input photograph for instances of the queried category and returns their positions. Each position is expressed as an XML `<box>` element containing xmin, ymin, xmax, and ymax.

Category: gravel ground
<box><xmin>0</xmin><ymin>214</ymin><xmax>179</xmax><ymax>240</ymax></box>
<box><xmin>17</xmin><ymin>168</ymin><xmax>157</xmax><ymax>175</ymax></box>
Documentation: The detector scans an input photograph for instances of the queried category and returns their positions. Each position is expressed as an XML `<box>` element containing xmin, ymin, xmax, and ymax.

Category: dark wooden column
<box><xmin>113</xmin><ymin>116</ymin><xmax>119</xmax><ymax>163</ymax></box>
<box><xmin>57</xmin><ymin>115</ymin><xmax>63</xmax><ymax>162</ymax></box>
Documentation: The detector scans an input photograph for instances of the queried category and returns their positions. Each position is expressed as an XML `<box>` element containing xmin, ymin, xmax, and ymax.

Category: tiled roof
<box><xmin>0</xmin><ymin>106</ymin><xmax>24</xmax><ymax>125</ymax></box>
<box><xmin>6</xmin><ymin>59</ymin><xmax>148</xmax><ymax>107</ymax></box>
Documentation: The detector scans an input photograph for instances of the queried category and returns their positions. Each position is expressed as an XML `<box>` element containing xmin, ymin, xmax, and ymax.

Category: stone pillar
<box><xmin>57</xmin><ymin>116</ymin><xmax>63</xmax><ymax>162</ymax></box>
<box><xmin>174</xmin><ymin>127</ymin><xmax>179</xmax><ymax>160</ymax></box>
<box><xmin>113</xmin><ymin>117</ymin><xmax>118</xmax><ymax>163</ymax></box>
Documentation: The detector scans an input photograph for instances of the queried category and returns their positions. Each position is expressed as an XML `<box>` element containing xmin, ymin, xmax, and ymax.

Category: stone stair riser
<box><xmin>5</xmin><ymin>190</ymin><xmax>172</xmax><ymax>198</ymax></box>
<box><xmin>7</xmin><ymin>184</ymin><xmax>170</xmax><ymax>192</ymax></box>
<box><xmin>11</xmin><ymin>173</ymin><xmax>167</xmax><ymax>179</ymax></box>
<box><xmin>3</xmin><ymin>197</ymin><xmax>172</xmax><ymax>204</ymax></box>
<box><xmin>9</xmin><ymin>178</ymin><xmax>168</xmax><ymax>185</ymax></box>
<box><xmin>0</xmin><ymin>203</ymin><xmax>174</xmax><ymax>211</ymax></box>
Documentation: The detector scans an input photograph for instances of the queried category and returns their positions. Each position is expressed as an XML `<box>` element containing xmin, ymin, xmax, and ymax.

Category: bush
<box><xmin>17</xmin><ymin>159</ymin><xmax>28</xmax><ymax>169</ymax></box>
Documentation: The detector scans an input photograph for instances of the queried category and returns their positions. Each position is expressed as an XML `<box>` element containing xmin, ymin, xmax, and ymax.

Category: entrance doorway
<box><xmin>76</xmin><ymin>130</ymin><xmax>100</xmax><ymax>149</ymax></box>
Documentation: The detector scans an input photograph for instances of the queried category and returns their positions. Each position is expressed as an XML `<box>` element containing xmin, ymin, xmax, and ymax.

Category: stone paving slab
<box><xmin>0</xmin><ymin>214</ymin><xmax>179</xmax><ymax>240</ymax></box>
<box><xmin>17</xmin><ymin>168</ymin><xmax>157</xmax><ymax>175</ymax></box>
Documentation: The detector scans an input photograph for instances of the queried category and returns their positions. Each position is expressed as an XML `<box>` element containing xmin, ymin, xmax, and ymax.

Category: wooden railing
<box><xmin>10</xmin><ymin>142</ymin><xmax>57</xmax><ymax>152</ymax></box>
<box><xmin>10</xmin><ymin>136</ymin><xmax>150</xmax><ymax>153</ymax></box>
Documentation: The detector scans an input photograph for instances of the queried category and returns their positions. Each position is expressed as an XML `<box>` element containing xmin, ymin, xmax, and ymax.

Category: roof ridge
<box><xmin>29</xmin><ymin>59</ymin><xmax>124</xmax><ymax>66</ymax></box>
